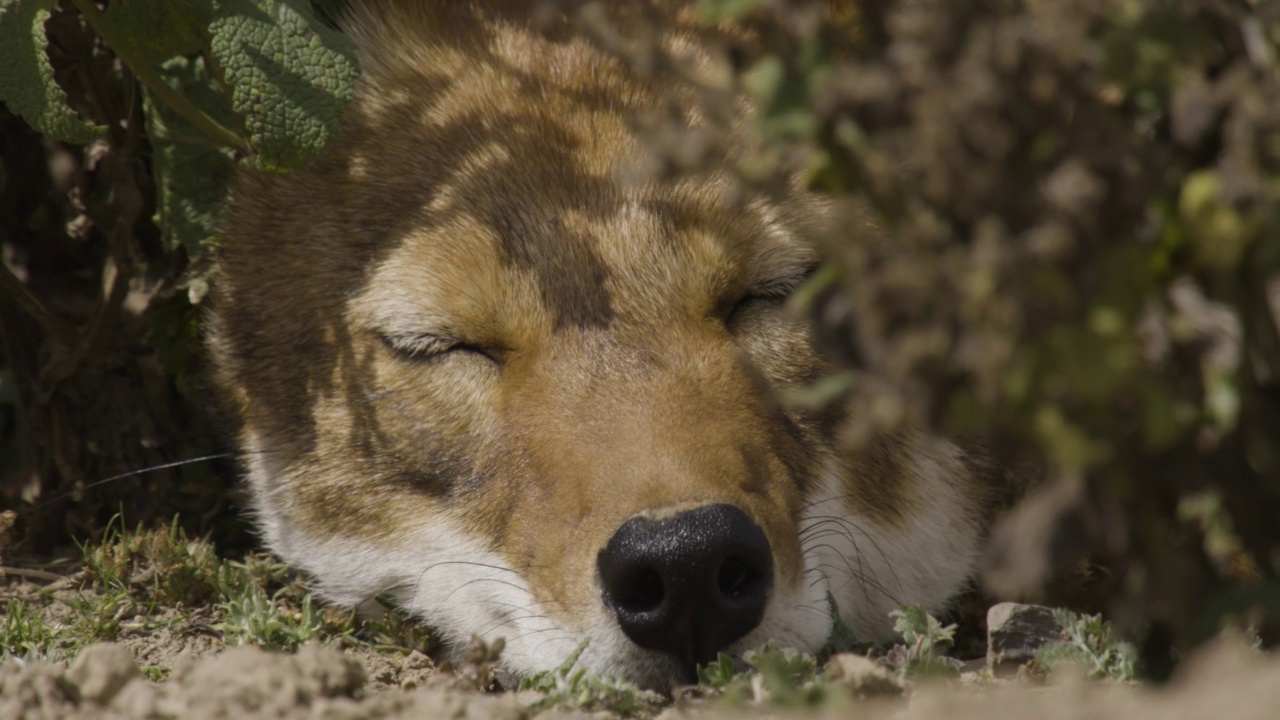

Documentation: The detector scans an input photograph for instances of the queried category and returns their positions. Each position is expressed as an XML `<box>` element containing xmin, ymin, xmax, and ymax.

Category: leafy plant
<box><xmin>355</xmin><ymin>595</ymin><xmax>437</xmax><ymax>656</ymax></box>
<box><xmin>741</xmin><ymin>642</ymin><xmax>831</xmax><ymax>706</ymax></box>
<box><xmin>81</xmin><ymin>514</ymin><xmax>223</xmax><ymax>607</ymax></box>
<box><xmin>886</xmin><ymin>606</ymin><xmax>959</xmax><ymax>678</ymax></box>
<box><xmin>696</xmin><ymin>643</ymin><xmax>837</xmax><ymax>708</ymax></box>
<box><xmin>519</xmin><ymin>641</ymin><xmax>660</xmax><ymax>717</ymax></box>
<box><xmin>0</xmin><ymin>0</ymin><xmax>358</xmax><ymax>285</ymax></box>
<box><xmin>821</xmin><ymin>593</ymin><xmax>866</xmax><ymax>657</ymax></box>
<box><xmin>1035</xmin><ymin>609</ymin><xmax>1139</xmax><ymax>682</ymax></box>
<box><xmin>0</xmin><ymin>0</ymin><xmax>361</xmax><ymax>542</ymax></box>
<box><xmin>217</xmin><ymin>580</ymin><xmax>324</xmax><ymax>651</ymax></box>
<box><xmin>696</xmin><ymin>652</ymin><xmax>742</xmax><ymax>689</ymax></box>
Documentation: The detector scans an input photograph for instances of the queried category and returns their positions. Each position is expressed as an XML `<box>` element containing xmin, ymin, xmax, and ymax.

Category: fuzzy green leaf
<box><xmin>0</xmin><ymin>0</ymin><xmax>104</xmax><ymax>143</ymax></box>
<box><xmin>144</xmin><ymin>55</ymin><xmax>237</xmax><ymax>256</ymax></box>
<box><xmin>97</xmin><ymin>0</ymin><xmax>210</xmax><ymax>66</ymax></box>
<box><xmin>209</xmin><ymin>0</ymin><xmax>358</xmax><ymax>169</ymax></box>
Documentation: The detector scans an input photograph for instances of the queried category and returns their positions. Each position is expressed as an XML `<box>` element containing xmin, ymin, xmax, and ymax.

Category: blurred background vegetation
<box><xmin>1</xmin><ymin>0</ymin><xmax>1277</xmax><ymax>679</ymax></box>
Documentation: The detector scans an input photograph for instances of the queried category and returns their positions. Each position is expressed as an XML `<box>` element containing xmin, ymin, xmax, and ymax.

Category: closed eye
<box><xmin>750</xmin><ymin>270</ymin><xmax>814</xmax><ymax>300</ymax></box>
<box><xmin>380</xmin><ymin>332</ymin><xmax>498</xmax><ymax>364</ymax></box>
<box><xmin>726</xmin><ymin>264</ymin><xmax>818</xmax><ymax>320</ymax></box>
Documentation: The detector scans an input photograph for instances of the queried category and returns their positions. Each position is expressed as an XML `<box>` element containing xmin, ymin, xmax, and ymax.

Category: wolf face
<box><xmin>208</xmin><ymin>1</ymin><xmax>996</xmax><ymax>688</ymax></box>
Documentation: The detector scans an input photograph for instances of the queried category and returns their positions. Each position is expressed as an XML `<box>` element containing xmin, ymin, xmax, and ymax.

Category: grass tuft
<box><xmin>81</xmin><ymin>515</ymin><xmax>222</xmax><ymax>607</ymax></box>
<box><xmin>217</xmin><ymin>581</ymin><xmax>325</xmax><ymax>651</ymax></box>
<box><xmin>1</xmin><ymin>600</ymin><xmax>64</xmax><ymax>663</ymax></box>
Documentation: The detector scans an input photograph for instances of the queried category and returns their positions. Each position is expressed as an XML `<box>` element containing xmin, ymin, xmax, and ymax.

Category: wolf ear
<box><xmin>807</xmin><ymin>279</ymin><xmax>871</xmax><ymax>372</ymax></box>
<box><xmin>774</xmin><ymin>188</ymin><xmax>885</xmax><ymax>373</ymax></box>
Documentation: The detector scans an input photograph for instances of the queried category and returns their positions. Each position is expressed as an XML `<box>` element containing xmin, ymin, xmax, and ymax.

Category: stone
<box><xmin>987</xmin><ymin>603</ymin><xmax>1065</xmax><ymax>672</ymax></box>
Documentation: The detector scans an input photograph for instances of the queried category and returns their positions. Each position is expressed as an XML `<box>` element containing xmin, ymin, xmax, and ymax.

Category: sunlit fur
<box><xmin>208</xmin><ymin>0</ymin><xmax>999</xmax><ymax>689</ymax></box>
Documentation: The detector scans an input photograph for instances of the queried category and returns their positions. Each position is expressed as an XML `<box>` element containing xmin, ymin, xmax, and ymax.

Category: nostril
<box><xmin>617</xmin><ymin>566</ymin><xmax>665</xmax><ymax>613</ymax></box>
<box><xmin>718</xmin><ymin>554</ymin><xmax>765</xmax><ymax>601</ymax></box>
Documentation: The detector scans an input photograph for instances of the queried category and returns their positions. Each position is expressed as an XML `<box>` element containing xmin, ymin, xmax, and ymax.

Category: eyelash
<box><xmin>728</xmin><ymin>268</ymin><xmax>816</xmax><ymax>315</ymax></box>
<box><xmin>752</xmin><ymin>278</ymin><xmax>804</xmax><ymax>299</ymax></box>
<box><xmin>381</xmin><ymin>334</ymin><xmax>496</xmax><ymax>363</ymax></box>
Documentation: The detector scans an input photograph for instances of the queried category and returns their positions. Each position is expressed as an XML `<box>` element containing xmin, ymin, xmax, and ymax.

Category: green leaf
<box><xmin>97</xmin><ymin>0</ymin><xmax>210</xmax><ymax>66</ymax></box>
<box><xmin>743</xmin><ymin>643</ymin><xmax>826</xmax><ymax>706</ymax></box>
<box><xmin>0</xmin><ymin>0</ymin><xmax>104</xmax><ymax>143</ymax></box>
<box><xmin>144</xmin><ymin>55</ymin><xmax>238</xmax><ymax>256</ymax></box>
<box><xmin>822</xmin><ymin>593</ymin><xmax>862</xmax><ymax>655</ymax></box>
<box><xmin>696</xmin><ymin>652</ymin><xmax>740</xmax><ymax>688</ymax></box>
<box><xmin>209</xmin><ymin>0</ymin><xmax>358</xmax><ymax>169</ymax></box>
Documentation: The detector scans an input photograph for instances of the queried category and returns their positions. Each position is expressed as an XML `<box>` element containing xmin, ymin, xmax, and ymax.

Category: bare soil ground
<box><xmin>3</xmin><ymin>634</ymin><xmax>1278</xmax><ymax>720</ymax></box>
<box><xmin>3</xmin><ymin>566</ymin><xmax>1277</xmax><ymax>720</ymax></box>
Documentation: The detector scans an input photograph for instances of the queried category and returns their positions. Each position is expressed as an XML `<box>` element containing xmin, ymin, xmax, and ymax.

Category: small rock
<box><xmin>67</xmin><ymin>643</ymin><xmax>141</xmax><ymax>705</ymax></box>
<box><xmin>824</xmin><ymin>653</ymin><xmax>904</xmax><ymax>698</ymax></box>
<box><xmin>403</xmin><ymin>650</ymin><xmax>433</xmax><ymax>671</ymax></box>
<box><xmin>987</xmin><ymin>603</ymin><xmax>1064</xmax><ymax>672</ymax></box>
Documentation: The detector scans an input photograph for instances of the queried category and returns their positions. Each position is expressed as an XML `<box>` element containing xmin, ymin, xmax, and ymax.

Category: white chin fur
<box><xmin>243</xmin><ymin>431</ymin><xmax>975</xmax><ymax>687</ymax></box>
<box><xmin>258</xmin><ymin>511</ymin><xmax>836</xmax><ymax>689</ymax></box>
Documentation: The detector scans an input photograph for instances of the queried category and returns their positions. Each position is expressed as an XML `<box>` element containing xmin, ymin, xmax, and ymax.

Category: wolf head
<box><xmin>208</xmin><ymin>0</ymin><xmax>996</xmax><ymax>688</ymax></box>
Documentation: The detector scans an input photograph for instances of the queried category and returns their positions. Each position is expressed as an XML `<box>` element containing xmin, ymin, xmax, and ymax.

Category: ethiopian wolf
<box><xmin>208</xmin><ymin>0</ymin><xmax>1000</xmax><ymax>689</ymax></box>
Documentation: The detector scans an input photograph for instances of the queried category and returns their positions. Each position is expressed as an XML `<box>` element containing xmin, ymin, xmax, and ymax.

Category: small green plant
<box><xmin>519</xmin><ymin>641</ymin><xmax>659</xmax><ymax>717</ymax></box>
<box><xmin>887</xmin><ymin>606</ymin><xmax>959</xmax><ymax>677</ymax></box>
<box><xmin>446</xmin><ymin>634</ymin><xmax>505</xmax><ymax>692</ymax></box>
<box><xmin>217</xmin><ymin>581</ymin><xmax>324</xmax><ymax>651</ymax></box>
<box><xmin>820</xmin><ymin>594</ymin><xmax>866</xmax><ymax>658</ymax></box>
<box><xmin>59</xmin><ymin>587</ymin><xmax>136</xmax><ymax>644</ymax></box>
<box><xmin>1035</xmin><ymin>610</ymin><xmax>1138</xmax><ymax>682</ymax></box>
<box><xmin>3</xmin><ymin>576</ymin><xmax>159</xmax><ymax>665</ymax></box>
<box><xmin>696</xmin><ymin>652</ymin><xmax>742</xmax><ymax>689</ymax></box>
<box><xmin>1</xmin><ymin>600</ymin><xmax>62</xmax><ymax>663</ymax></box>
<box><xmin>355</xmin><ymin>595</ymin><xmax>437</xmax><ymax>655</ymax></box>
<box><xmin>742</xmin><ymin>642</ymin><xmax>831</xmax><ymax>706</ymax></box>
<box><xmin>81</xmin><ymin>515</ymin><xmax>223</xmax><ymax>607</ymax></box>
<box><xmin>695</xmin><ymin>582</ymin><xmax>870</xmax><ymax>703</ymax></box>
<box><xmin>696</xmin><ymin>643</ymin><xmax>835</xmax><ymax>708</ymax></box>
<box><xmin>72</xmin><ymin>521</ymin><xmax>410</xmax><ymax>660</ymax></box>
<box><xmin>226</xmin><ymin>552</ymin><xmax>296</xmax><ymax>591</ymax></box>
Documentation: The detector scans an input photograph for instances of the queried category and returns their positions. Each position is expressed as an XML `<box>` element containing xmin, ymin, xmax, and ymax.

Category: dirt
<box><xmin>2</xmin><ymin>626</ymin><xmax>1277</xmax><ymax>719</ymax></box>
<box><xmin>4</xmin><ymin>566</ymin><xmax>1277</xmax><ymax>719</ymax></box>
<box><xmin>0</xmin><ymin>642</ymin><xmax>525</xmax><ymax>720</ymax></box>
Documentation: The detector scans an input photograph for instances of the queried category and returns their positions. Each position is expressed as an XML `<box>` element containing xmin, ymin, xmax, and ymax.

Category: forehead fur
<box><xmin>212</xmin><ymin>0</ymin><xmax>819</xmax><ymax>442</ymax></box>
<box><xmin>307</xmin><ymin>1</ymin><xmax>814</xmax><ymax>338</ymax></box>
<box><xmin>342</xmin><ymin>1</ymin><xmax>716</xmax><ymax>105</ymax></box>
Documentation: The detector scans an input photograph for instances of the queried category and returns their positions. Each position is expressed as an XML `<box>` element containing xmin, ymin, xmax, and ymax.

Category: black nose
<box><xmin>597</xmin><ymin>504</ymin><xmax>773</xmax><ymax>675</ymax></box>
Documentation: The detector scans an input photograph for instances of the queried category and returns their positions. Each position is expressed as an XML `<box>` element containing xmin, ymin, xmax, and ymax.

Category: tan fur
<box><xmin>208</xmin><ymin>0</ymin><xmax>998</xmax><ymax>687</ymax></box>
